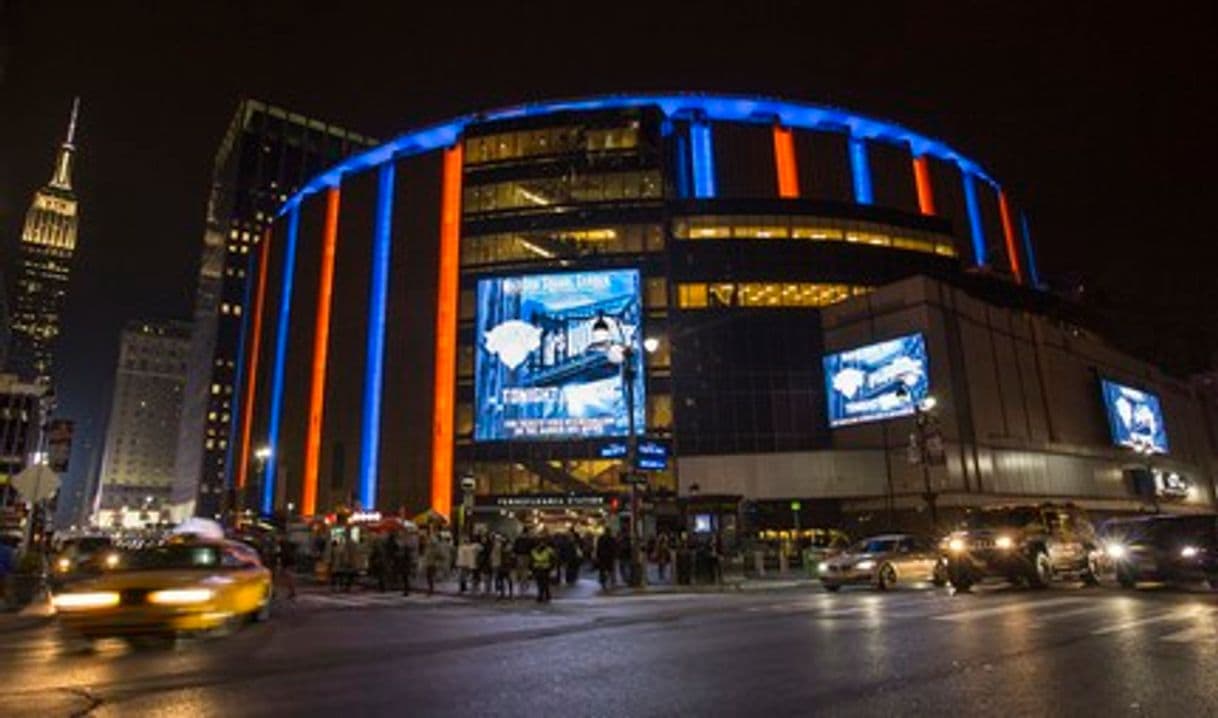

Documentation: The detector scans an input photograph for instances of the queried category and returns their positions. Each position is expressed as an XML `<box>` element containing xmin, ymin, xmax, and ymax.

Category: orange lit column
<box><xmin>302</xmin><ymin>186</ymin><xmax>342</xmax><ymax>516</ymax></box>
<box><xmin>772</xmin><ymin>125</ymin><xmax>800</xmax><ymax>198</ymax></box>
<box><xmin>912</xmin><ymin>155</ymin><xmax>936</xmax><ymax>216</ymax></box>
<box><xmin>431</xmin><ymin>145</ymin><xmax>462</xmax><ymax>520</ymax></box>
<box><xmin>236</xmin><ymin>229</ymin><xmax>272</xmax><ymax>491</ymax></box>
<box><xmin>997</xmin><ymin>189</ymin><xmax>1023</xmax><ymax>284</ymax></box>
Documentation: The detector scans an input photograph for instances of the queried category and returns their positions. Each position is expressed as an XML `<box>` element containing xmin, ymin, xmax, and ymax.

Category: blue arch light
<box><xmin>277</xmin><ymin>93</ymin><xmax>999</xmax><ymax>216</ymax></box>
<box><xmin>357</xmin><ymin>163</ymin><xmax>395</xmax><ymax>510</ymax></box>
<box><xmin>263</xmin><ymin>204</ymin><xmax>301</xmax><ymax>514</ymax></box>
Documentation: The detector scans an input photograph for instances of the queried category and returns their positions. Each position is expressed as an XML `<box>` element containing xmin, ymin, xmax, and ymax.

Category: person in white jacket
<box><xmin>456</xmin><ymin>534</ymin><xmax>483</xmax><ymax>593</ymax></box>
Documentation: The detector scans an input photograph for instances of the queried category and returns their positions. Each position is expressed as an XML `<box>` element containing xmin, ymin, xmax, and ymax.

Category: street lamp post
<box><xmin>592</xmin><ymin>312</ymin><xmax>655</xmax><ymax>588</ymax></box>
<box><xmin>898</xmin><ymin>385</ymin><xmax>939</xmax><ymax>531</ymax></box>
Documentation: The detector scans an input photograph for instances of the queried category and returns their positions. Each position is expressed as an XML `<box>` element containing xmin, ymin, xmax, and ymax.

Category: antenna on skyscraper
<box><xmin>65</xmin><ymin>96</ymin><xmax>80</xmax><ymax>147</ymax></box>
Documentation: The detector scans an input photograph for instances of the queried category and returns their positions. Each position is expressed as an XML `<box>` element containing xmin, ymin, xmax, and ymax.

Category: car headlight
<box><xmin>148</xmin><ymin>588</ymin><xmax>215</xmax><ymax>605</ymax></box>
<box><xmin>52</xmin><ymin>591</ymin><xmax>121</xmax><ymax>610</ymax></box>
<box><xmin>995</xmin><ymin>535</ymin><xmax>1014</xmax><ymax>550</ymax></box>
<box><xmin>56</xmin><ymin>557</ymin><xmax>72</xmax><ymax>573</ymax></box>
<box><xmin>817</xmin><ymin>562</ymin><xmax>829</xmax><ymax>573</ymax></box>
<box><xmin>1105</xmin><ymin>543</ymin><xmax>1127</xmax><ymax>559</ymax></box>
<box><xmin>1181</xmin><ymin>546</ymin><xmax>1199</xmax><ymax>559</ymax></box>
<box><xmin>103</xmin><ymin>553</ymin><xmax>121</xmax><ymax>569</ymax></box>
<box><xmin>948</xmin><ymin>538</ymin><xmax>966</xmax><ymax>553</ymax></box>
<box><xmin>855</xmin><ymin>560</ymin><xmax>876</xmax><ymax>571</ymax></box>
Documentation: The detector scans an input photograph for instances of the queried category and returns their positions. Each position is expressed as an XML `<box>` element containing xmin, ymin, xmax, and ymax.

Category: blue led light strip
<box><xmin>277</xmin><ymin>93</ymin><xmax>999</xmax><ymax>216</ymax></box>
<box><xmin>263</xmin><ymin>205</ymin><xmax>301</xmax><ymax>514</ymax></box>
<box><xmin>961</xmin><ymin>171</ymin><xmax>986</xmax><ymax>266</ymax></box>
<box><xmin>357</xmin><ymin>163</ymin><xmax>395</xmax><ymax>510</ymax></box>
<box><xmin>689</xmin><ymin>120</ymin><xmax>716</xmax><ymax>199</ymax></box>
<box><xmin>849</xmin><ymin>137</ymin><xmax>873</xmax><ymax>205</ymax></box>
<box><xmin>223</xmin><ymin>245</ymin><xmax>257</xmax><ymax>493</ymax></box>
<box><xmin>1019</xmin><ymin>212</ymin><xmax>1042</xmax><ymax>288</ymax></box>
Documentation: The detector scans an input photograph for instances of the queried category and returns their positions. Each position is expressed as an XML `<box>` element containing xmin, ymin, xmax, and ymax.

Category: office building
<box><xmin>172</xmin><ymin>100</ymin><xmax>375</xmax><ymax>518</ymax></box>
<box><xmin>94</xmin><ymin>320</ymin><xmax>190</xmax><ymax>528</ymax></box>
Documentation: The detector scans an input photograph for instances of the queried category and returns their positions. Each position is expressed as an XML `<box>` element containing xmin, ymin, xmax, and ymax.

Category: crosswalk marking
<box><xmin>1091</xmin><ymin>608</ymin><xmax>1207</xmax><ymax>635</ymax></box>
<box><xmin>1159</xmin><ymin>625</ymin><xmax>1215</xmax><ymax>643</ymax></box>
<box><xmin>934</xmin><ymin>597</ymin><xmax>1087</xmax><ymax>622</ymax></box>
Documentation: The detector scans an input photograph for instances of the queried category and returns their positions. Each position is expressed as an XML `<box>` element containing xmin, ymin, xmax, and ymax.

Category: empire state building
<box><xmin>9</xmin><ymin>98</ymin><xmax>80</xmax><ymax>386</ymax></box>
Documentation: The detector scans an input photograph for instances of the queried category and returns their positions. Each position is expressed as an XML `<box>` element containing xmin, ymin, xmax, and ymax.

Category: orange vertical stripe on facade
<box><xmin>997</xmin><ymin>190</ymin><xmax>1023</xmax><ymax>284</ymax></box>
<box><xmin>912</xmin><ymin>155</ymin><xmax>936</xmax><ymax>216</ymax></box>
<box><xmin>431</xmin><ymin>145</ymin><xmax>462</xmax><ymax>521</ymax></box>
<box><xmin>772</xmin><ymin>126</ymin><xmax>800</xmax><ymax>198</ymax></box>
<box><xmin>236</xmin><ymin>229</ymin><xmax>272</xmax><ymax>490</ymax></box>
<box><xmin>302</xmin><ymin>186</ymin><xmax>341</xmax><ymax>516</ymax></box>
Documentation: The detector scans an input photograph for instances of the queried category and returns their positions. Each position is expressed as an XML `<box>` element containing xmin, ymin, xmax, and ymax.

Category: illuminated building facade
<box><xmin>173</xmin><ymin>100</ymin><xmax>375</xmax><ymax>518</ymax></box>
<box><xmin>232</xmin><ymin>94</ymin><xmax>1215</xmax><ymax>528</ymax></box>
<box><xmin>94</xmin><ymin>321</ymin><xmax>190</xmax><ymax>528</ymax></box>
<box><xmin>8</xmin><ymin>98</ymin><xmax>80</xmax><ymax>387</ymax></box>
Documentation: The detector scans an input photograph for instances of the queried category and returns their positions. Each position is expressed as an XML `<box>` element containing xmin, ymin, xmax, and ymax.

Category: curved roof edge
<box><xmin>278</xmin><ymin>92</ymin><xmax>1000</xmax><ymax>216</ymax></box>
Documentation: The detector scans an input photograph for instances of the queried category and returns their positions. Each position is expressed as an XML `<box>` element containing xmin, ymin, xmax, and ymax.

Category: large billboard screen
<box><xmin>1100</xmin><ymin>379</ymin><xmax>1168</xmax><ymax>453</ymax></box>
<box><xmin>823</xmin><ymin>333</ymin><xmax>929</xmax><ymax>427</ymax></box>
<box><xmin>474</xmin><ymin>269</ymin><xmax>645</xmax><ymax>441</ymax></box>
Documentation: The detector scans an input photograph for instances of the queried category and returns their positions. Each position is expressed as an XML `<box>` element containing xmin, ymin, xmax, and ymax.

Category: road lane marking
<box><xmin>1091</xmin><ymin>608</ymin><xmax>1208</xmax><ymax>635</ymax></box>
<box><xmin>934</xmin><ymin>597</ymin><xmax>1087</xmax><ymax>622</ymax></box>
<box><xmin>1159</xmin><ymin>624</ymin><xmax>1216</xmax><ymax>643</ymax></box>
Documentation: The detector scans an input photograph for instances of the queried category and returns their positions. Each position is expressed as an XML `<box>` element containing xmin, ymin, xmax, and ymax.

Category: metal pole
<box><xmin>624</xmin><ymin>347</ymin><xmax>644</xmax><ymax>587</ymax></box>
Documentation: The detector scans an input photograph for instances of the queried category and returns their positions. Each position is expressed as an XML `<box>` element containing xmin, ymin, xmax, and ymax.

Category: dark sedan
<box><xmin>1099</xmin><ymin>514</ymin><xmax>1218</xmax><ymax>589</ymax></box>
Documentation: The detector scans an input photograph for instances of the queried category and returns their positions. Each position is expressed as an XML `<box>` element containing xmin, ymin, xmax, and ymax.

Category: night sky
<box><xmin>1</xmin><ymin>2</ymin><xmax>1215</xmax><ymax>514</ymax></box>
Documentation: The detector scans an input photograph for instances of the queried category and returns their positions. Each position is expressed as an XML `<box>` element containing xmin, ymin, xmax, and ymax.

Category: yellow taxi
<box><xmin>52</xmin><ymin>538</ymin><xmax>272</xmax><ymax>638</ymax></box>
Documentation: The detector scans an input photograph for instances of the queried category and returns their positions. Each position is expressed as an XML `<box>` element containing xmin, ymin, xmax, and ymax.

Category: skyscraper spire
<box><xmin>50</xmin><ymin>96</ymin><xmax>79</xmax><ymax>189</ymax></box>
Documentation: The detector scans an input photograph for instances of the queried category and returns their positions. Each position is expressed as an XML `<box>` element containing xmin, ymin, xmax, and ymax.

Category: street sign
<box><xmin>12</xmin><ymin>464</ymin><xmax>59</xmax><ymax>503</ymax></box>
<box><xmin>636</xmin><ymin>441</ymin><xmax>668</xmax><ymax>471</ymax></box>
<box><xmin>790</xmin><ymin>500</ymin><xmax>802</xmax><ymax>511</ymax></box>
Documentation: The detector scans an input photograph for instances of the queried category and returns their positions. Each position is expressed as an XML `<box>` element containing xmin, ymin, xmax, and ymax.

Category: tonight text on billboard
<box><xmin>474</xmin><ymin>269</ymin><xmax>646</xmax><ymax>441</ymax></box>
<box><xmin>1100</xmin><ymin>378</ymin><xmax>1168</xmax><ymax>454</ymax></box>
<box><xmin>823</xmin><ymin>333</ymin><xmax>929</xmax><ymax>428</ymax></box>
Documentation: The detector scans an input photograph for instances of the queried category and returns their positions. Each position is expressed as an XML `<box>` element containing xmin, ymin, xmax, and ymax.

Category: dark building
<box><xmin>7</xmin><ymin>98</ymin><xmax>80</xmax><ymax>387</ymax></box>
<box><xmin>173</xmin><ymin>100</ymin><xmax>375</xmax><ymax>519</ymax></box>
<box><xmin>0</xmin><ymin>372</ymin><xmax>49</xmax><ymax>503</ymax></box>
<box><xmin>229</xmin><ymin>93</ymin><xmax>1215</xmax><ymax>534</ymax></box>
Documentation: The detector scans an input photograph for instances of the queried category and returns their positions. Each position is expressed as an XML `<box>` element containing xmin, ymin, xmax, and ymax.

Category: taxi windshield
<box><xmin>108</xmin><ymin>545</ymin><xmax>223</xmax><ymax>571</ymax></box>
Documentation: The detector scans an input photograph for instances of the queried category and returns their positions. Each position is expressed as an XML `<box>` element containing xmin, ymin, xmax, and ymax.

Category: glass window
<box><xmin>645</xmin><ymin>278</ymin><xmax>668</xmax><ymax>309</ymax></box>
<box><xmin>677</xmin><ymin>284</ymin><xmax>708</xmax><ymax>308</ymax></box>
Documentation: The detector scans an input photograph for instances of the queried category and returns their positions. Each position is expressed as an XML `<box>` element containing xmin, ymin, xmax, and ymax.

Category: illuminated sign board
<box><xmin>823</xmin><ymin>333</ymin><xmax>929</xmax><ymax>427</ymax></box>
<box><xmin>474</xmin><ymin>269</ymin><xmax>645</xmax><ymax>441</ymax></box>
<box><xmin>1100</xmin><ymin>379</ymin><xmax>1168</xmax><ymax>453</ymax></box>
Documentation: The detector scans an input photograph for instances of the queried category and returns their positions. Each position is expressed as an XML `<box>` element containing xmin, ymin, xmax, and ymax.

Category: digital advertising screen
<box><xmin>474</xmin><ymin>269</ymin><xmax>646</xmax><ymax>441</ymax></box>
<box><xmin>823</xmin><ymin>333</ymin><xmax>929</xmax><ymax>428</ymax></box>
<box><xmin>1100</xmin><ymin>379</ymin><xmax>1168</xmax><ymax>453</ymax></box>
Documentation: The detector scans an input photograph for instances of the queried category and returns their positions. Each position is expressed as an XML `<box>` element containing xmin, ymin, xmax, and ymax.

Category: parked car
<box><xmin>819</xmin><ymin>534</ymin><xmax>945</xmax><ymax>591</ymax></box>
<box><xmin>1099</xmin><ymin>513</ymin><xmax>1218</xmax><ymax>589</ymax></box>
<box><xmin>942</xmin><ymin>503</ymin><xmax>1100</xmax><ymax>591</ymax></box>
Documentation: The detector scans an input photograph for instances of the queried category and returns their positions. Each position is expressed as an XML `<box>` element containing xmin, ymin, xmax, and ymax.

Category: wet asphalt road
<box><xmin>2</xmin><ymin>581</ymin><xmax>1216</xmax><ymax>717</ymax></box>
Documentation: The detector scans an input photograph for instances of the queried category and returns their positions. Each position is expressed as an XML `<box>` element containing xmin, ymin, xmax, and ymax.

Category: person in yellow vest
<box><xmin>530</xmin><ymin>533</ymin><xmax>558</xmax><ymax>604</ymax></box>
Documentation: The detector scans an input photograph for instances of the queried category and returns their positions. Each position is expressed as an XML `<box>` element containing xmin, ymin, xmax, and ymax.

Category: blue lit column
<box><xmin>262</xmin><ymin>204</ymin><xmax>301</xmax><ymax>514</ymax></box>
<box><xmin>689</xmin><ymin>119</ymin><xmax>716</xmax><ymax>199</ymax></box>
<box><xmin>222</xmin><ymin>243</ymin><xmax>258</xmax><ymax>494</ymax></box>
<box><xmin>849</xmin><ymin>136</ymin><xmax>873</xmax><ymax>205</ymax></box>
<box><xmin>357</xmin><ymin>163</ymin><xmax>395</xmax><ymax>510</ymax></box>
<box><xmin>1019</xmin><ymin>212</ymin><xmax>1043</xmax><ymax>288</ymax></box>
<box><xmin>961</xmin><ymin>171</ymin><xmax>986</xmax><ymax>266</ymax></box>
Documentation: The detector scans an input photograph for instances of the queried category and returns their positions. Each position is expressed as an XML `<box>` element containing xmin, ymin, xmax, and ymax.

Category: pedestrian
<box><xmin>378</xmin><ymin>534</ymin><xmax>398</xmax><ymax>592</ymax></box>
<box><xmin>618</xmin><ymin>532</ymin><xmax>634</xmax><ymax>586</ymax></box>
<box><xmin>596</xmin><ymin>529</ymin><xmax>617</xmax><ymax>591</ymax></box>
<box><xmin>491</xmin><ymin>533</ymin><xmax>513</xmax><ymax>599</ymax></box>
<box><xmin>400</xmin><ymin>530</ymin><xmax>419</xmax><ymax>596</ymax></box>
<box><xmin>456</xmin><ymin>533</ymin><xmax>482</xmax><ymax>593</ymax></box>
<box><xmin>477</xmin><ymin>532</ymin><xmax>494</xmax><ymax>595</ymax></box>
<box><xmin>277</xmin><ymin>535</ymin><xmax>298</xmax><ymax>600</ymax></box>
<box><xmin>654</xmin><ymin>532</ymin><xmax>672</xmax><ymax>583</ymax></box>
<box><xmin>512</xmin><ymin>526</ymin><xmax>535</xmax><ymax>597</ymax></box>
<box><xmin>562</xmin><ymin>528</ymin><xmax>582</xmax><ymax>586</ymax></box>
<box><xmin>530</xmin><ymin>534</ymin><xmax>558</xmax><ymax>603</ymax></box>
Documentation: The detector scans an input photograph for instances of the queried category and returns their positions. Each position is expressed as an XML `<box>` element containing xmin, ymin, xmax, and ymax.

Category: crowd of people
<box><xmin>296</xmin><ymin>523</ymin><xmax>729</xmax><ymax>604</ymax></box>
